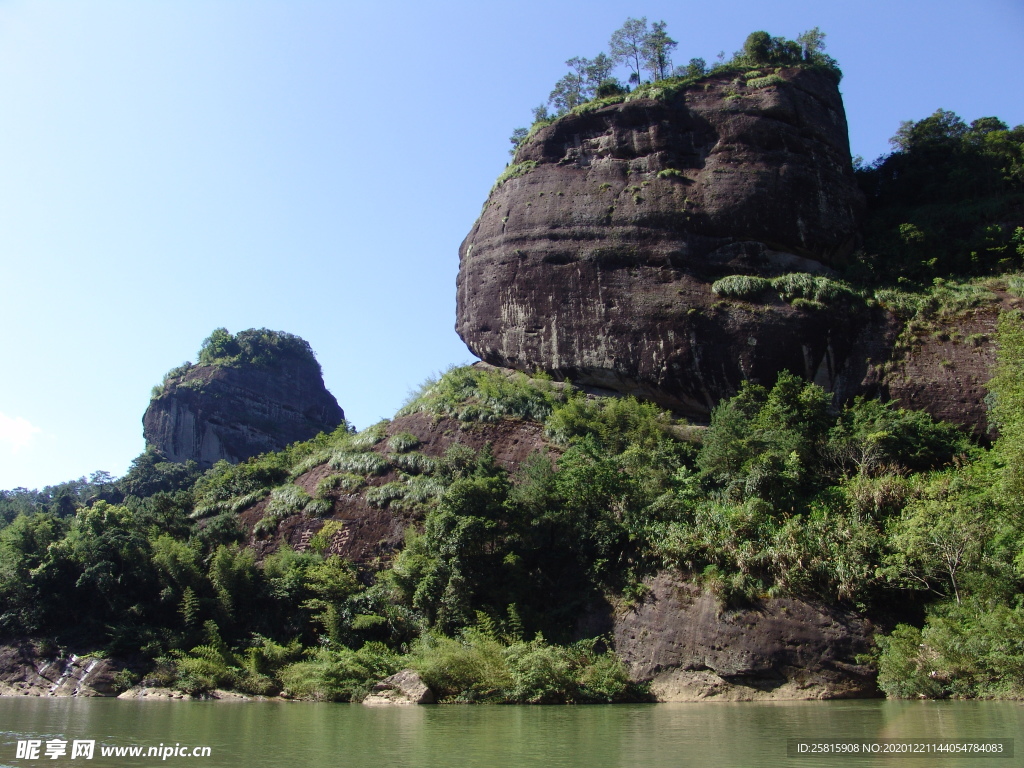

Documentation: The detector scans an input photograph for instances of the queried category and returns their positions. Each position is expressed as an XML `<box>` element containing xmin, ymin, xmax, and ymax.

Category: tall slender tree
<box><xmin>610</xmin><ymin>17</ymin><xmax>648</xmax><ymax>86</ymax></box>
<box><xmin>641</xmin><ymin>20</ymin><xmax>677</xmax><ymax>81</ymax></box>
<box><xmin>585</xmin><ymin>52</ymin><xmax>615</xmax><ymax>95</ymax></box>
<box><xmin>796</xmin><ymin>27</ymin><xmax>826</xmax><ymax>62</ymax></box>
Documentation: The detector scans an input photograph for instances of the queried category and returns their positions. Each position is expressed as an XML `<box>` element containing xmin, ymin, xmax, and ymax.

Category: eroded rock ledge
<box><xmin>613</xmin><ymin>572</ymin><xmax>877</xmax><ymax>701</ymax></box>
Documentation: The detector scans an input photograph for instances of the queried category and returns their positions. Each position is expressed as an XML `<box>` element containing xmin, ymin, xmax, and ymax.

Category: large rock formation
<box><xmin>613</xmin><ymin>572</ymin><xmax>877</xmax><ymax>701</ymax></box>
<box><xmin>458</xmin><ymin>67</ymin><xmax>870</xmax><ymax>420</ymax></box>
<box><xmin>144</xmin><ymin>329</ymin><xmax>345</xmax><ymax>467</ymax></box>
<box><xmin>457</xmin><ymin>67</ymin><xmax>1018</xmax><ymax>433</ymax></box>
<box><xmin>242</xmin><ymin>402</ymin><xmax>549</xmax><ymax>564</ymax></box>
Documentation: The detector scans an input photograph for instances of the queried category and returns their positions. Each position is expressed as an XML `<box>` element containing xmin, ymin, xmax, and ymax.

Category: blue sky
<box><xmin>1</xmin><ymin>0</ymin><xmax>1022</xmax><ymax>489</ymax></box>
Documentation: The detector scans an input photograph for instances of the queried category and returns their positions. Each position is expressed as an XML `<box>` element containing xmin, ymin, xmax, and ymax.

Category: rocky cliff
<box><xmin>456</xmin><ymin>67</ymin><xmax>1003</xmax><ymax>431</ymax></box>
<box><xmin>613</xmin><ymin>572</ymin><xmax>876</xmax><ymax>701</ymax></box>
<box><xmin>458</xmin><ymin>67</ymin><xmax>872</xmax><ymax>419</ymax></box>
<box><xmin>143</xmin><ymin>330</ymin><xmax>345</xmax><ymax>467</ymax></box>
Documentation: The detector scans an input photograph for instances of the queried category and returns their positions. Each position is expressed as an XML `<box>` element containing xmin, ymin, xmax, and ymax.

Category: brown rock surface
<box><xmin>458</xmin><ymin>67</ymin><xmax>874</xmax><ymax>419</ymax></box>
<box><xmin>241</xmin><ymin>408</ymin><xmax>550</xmax><ymax>564</ymax></box>
<box><xmin>0</xmin><ymin>643</ymin><xmax>124</xmax><ymax>697</ymax></box>
<box><xmin>143</xmin><ymin>361</ymin><xmax>344</xmax><ymax>467</ymax></box>
<box><xmin>881</xmin><ymin>293</ymin><xmax>1021</xmax><ymax>438</ymax></box>
<box><xmin>613</xmin><ymin>572</ymin><xmax>877</xmax><ymax>701</ymax></box>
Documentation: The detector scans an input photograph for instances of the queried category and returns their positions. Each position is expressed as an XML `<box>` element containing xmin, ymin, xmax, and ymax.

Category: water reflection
<box><xmin>0</xmin><ymin>698</ymin><xmax>1019</xmax><ymax>768</ymax></box>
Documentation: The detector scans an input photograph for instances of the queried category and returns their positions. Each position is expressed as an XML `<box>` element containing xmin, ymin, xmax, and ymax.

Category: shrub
<box><xmin>365</xmin><ymin>482</ymin><xmax>407</xmax><ymax>508</ymax></box>
<box><xmin>253</xmin><ymin>515</ymin><xmax>279</xmax><ymax>537</ymax></box>
<box><xmin>711</xmin><ymin>275</ymin><xmax>771</xmax><ymax>299</ymax></box>
<box><xmin>745</xmin><ymin>74</ymin><xmax>785</xmax><ymax>89</ymax></box>
<box><xmin>307</xmin><ymin>520</ymin><xmax>345</xmax><ymax>555</ymax></box>
<box><xmin>771</xmin><ymin>273</ymin><xmax>833</xmax><ymax>302</ymax></box>
<box><xmin>303</xmin><ymin>498</ymin><xmax>333</xmax><ymax>518</ymax></box>
<box><xmin>197</xmin><ymin>328</ymin><xmax>319</xmax><ymax>372</ymax></box>
<box><xmin>399</xmin><ymin>366</ymin><xmax>561</xmax><ymax>423</ymax></box>
<box><xmin>388</xmin><ymin>452</ymin><xmax>436</xmax><ymax>475</ymax></box>
<box><xmin>874</xmin><ymin>289</ymin><xmax>922</xmax><ymax>320</ymax></box>
<box><xmin>229</xmin><ymin>489</ymin><xmax>269</xmax><ymax>513</ymax></box>
<box><xmin>329</xmin><ymin>452</ymin><xmax>388</xmax><ymax>475</ymax></box>
<box><xmin>409</xmin><ymin>630</ymin><xmax>640</xmax><ymax>704</ymax></box>
<box><xmin>1007</xmin><ymin>274</ymin><xmax>1024</xmax><ymax>297</ymax></box>
<box><xmin>388</xmin><ymin>432</ymin><xmax>421</xmax><ymax>454</ymax></box>
<box><xmin>398</xmin><ymin>475</ymin><xmax>446</xmax><ymax>506</ymax></box>
<box><xmin>289</xmin><ymin>449</ymin><xmax>334</xmax><ymax>478</ymax></box>
<box><xmin>876</xmin><ymin>624</ymin><xmax>944</xmax><ymax>698</ymax></box>
<box><xmin>314</xmin><ymin>475</ymin><xmax>343</xmax><ymax>499</ymax></box>
<box><xmin>267</xmin><ymin>485</ymin><xmax>311</xmax><ymax>518</ymax></box>
<box><xmin>279</xmin><ymin>643</ymin><xmax>400</xmax><ymax>702</ymax></box>
<box><xmin>711</xmin><ymin>273</ymin><xmax>859</xmax><ymax>305</ymax></box>
<box><xmin>410</xmin><ymin>630</ymin><xmax>512</xmax><ymax>702</ymax></box>
<box><xmin>596</xmin><ymin>80</ymin><xmax>627</xmax><ymax>98</ymax></box>
<box><xmin>348</xmin><ymin>421</ymin><xmax>389</xmax><ymax>450</ymax></box>
<box><xmin>877</xmin><ymin>601</ymin><xmax>1024</xmax><ymax>699</ymax></box>
<box><xmin>546</xmin><ymin>394</ymin><xmax>681</xmax><ymax>453</ymax></box>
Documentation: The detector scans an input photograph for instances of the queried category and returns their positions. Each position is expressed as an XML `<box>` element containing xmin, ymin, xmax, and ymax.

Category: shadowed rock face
<box><xmin>457</xmin><ymin>67</ymin><xmax>872</xmax><ymax>419</ymax></box>
<box><xmin>613</xmin><ymin>572</ymin><xmax>877</xmax><ymax>701</ymax></box>
<box><xmin>143</xmin><ymin>363</ymin><xmax>344</xmax><ymax>467</ymax></box>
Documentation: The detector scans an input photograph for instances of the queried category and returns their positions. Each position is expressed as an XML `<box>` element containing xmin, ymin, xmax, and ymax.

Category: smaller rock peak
<box><xmin>143</xmin><ymin>328</ymin><xmax>344</xmax><ymax>467</ymax></box>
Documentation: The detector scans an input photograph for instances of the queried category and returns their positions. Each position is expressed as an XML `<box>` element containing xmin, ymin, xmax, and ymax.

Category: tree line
<box><xmin>510</xmin><ymin>21</ymin><xmax>837</xmax><ymax>154</ymax></box>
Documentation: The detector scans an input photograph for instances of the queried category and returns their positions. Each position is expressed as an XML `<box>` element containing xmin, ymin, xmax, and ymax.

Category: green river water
<box><xmin>0</xmin><ymin>698</ymin><xmax>1020</xmax><ymax>768</ymax></box>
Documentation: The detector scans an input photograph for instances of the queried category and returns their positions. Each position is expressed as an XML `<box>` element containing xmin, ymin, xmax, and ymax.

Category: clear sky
<box><xmin>1</xmin><ymin>0</ymin><xmax>1022</xmax><ymax>490</ymax></box>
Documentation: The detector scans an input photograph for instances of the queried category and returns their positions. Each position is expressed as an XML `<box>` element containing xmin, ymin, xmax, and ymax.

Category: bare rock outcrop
<box><xmin>362</xmin><ymin>669</ymin><xmax>435</xmax><ymax>705</ymax></box>
<box><xmin>458</xmin><ymin>67</ymin><xmax>873</xmax><ymax>420</ymax></box>
<box><xmin>0</xmin><ymin>643</ymin><xmax>124</xmax><ymax>697</ymax></box>
<box><xmin>143</xmin><ymin>330</ymin><xmax>345</xmax><ymax>467</ymax></box>
<box><xmin>613</xmin><ymin>572</ymin><xmax>877</xmax><ymax>701</ymax></box>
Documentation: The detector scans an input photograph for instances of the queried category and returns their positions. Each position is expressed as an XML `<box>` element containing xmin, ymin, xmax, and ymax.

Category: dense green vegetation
<box><xmin>4</xmin><ymin>334</ymin><xmax>1022</xmax><ymax>700</ymax></box>
<box><xmin>196</xmin><ymin>328</ymin><xmax>320</xmax><ymax>371</ymax></box>
<box><xmin>854</xmin><ymin>109</ymin><xmax>1024</xmax><ymax>284</ymax></box>
<box><xmin>150</xmin><ymin>328</ymin><xmax>323</xmax><ymax>399</ymax></box>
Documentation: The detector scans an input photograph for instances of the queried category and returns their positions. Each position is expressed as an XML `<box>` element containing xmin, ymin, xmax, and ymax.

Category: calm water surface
<box><xmin>0</xmin><ymin>698</ymin><xmax>1020</xmax><ymax>768</ymax></box>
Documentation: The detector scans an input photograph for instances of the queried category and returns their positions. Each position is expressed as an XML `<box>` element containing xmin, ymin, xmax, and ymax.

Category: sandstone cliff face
<box><xmin>458</xmin><ymin>67</ymin><xmax>873</xmax><ymax>419</ymax></box>
<box><xmin>613</xmin><ymin>572</ymin><xmax>876</xmax><ymax>701</ymax></box>
<box><xmin>143</xmin><ymin>362</ymin><xmax>344</xmax><ymax>467</ymax></box>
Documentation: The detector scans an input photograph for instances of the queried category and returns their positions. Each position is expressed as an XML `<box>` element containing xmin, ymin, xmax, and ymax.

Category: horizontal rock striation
<box><xmin>457</xmin><ymin>68</ymin><xmax>900</xmax><ymax>420</ymax></box>
<box><xmin>144</xmin><ymin>362</ymin><xmax>344</xmax><ymax>467</ymax></box>
<box><xmin>613</xmin><ymin>572</ymin><xmax>877</xmax><ymax>701</ymax></box>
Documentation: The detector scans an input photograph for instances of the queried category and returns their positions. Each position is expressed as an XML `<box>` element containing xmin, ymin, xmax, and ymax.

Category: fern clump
<box><xmin>388</xmin><ymin>432</ymin><xmax>421</xmax><ymax>454</ymax></box>
<box><xmin>365</xmin><ymin>482</ymin><xmax>407</xmax><ymax>508</ymax></box>
<box><xmin>712</xmin><ymin>273</ymin><xmax>859</xmax><ymax>305</ymax></box>
<box><xmin>711</xmin><ymin>275</ymin><xmax>772</xmax><ymax>299</ymax></box>
<box><xmin>329</xmin><ymin>452</ymin><xmax>389</xmax><ymax>475</ymax></box>
<box><xmin>745</xmin><ymin>74</ymin><xmax>785</xmax><ymax>89</ymax></box>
